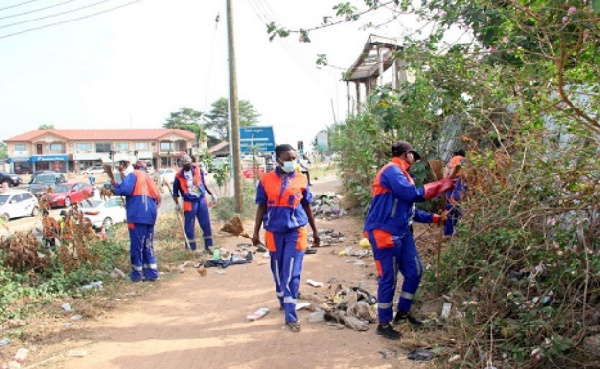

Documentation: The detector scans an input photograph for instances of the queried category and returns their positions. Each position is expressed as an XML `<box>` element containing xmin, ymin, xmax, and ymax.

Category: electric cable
<box><xmin>0</xmin><ymin>0</ymin><xmax>44</xmax><ymax>12</ymax></box>
<box><xmin>0</xmin><ymin>0</ymin><xmax>145</xmax><ymax>40</ymax></box>
<box><xmin>0</xmin><ymin>0</ymin><xmax>78</xmax><ymax>21</ymax></box>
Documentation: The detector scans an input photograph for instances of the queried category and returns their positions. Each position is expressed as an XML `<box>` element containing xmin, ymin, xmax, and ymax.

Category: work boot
<box><xmin>392</xmin><ymin>311</ymin><xmax>424</xmax><ymax>327</ymax></box>
<box><xmin>376</xmin><ymin>324</ymin><xmax>401</xmax><ymax>340</ymax></box>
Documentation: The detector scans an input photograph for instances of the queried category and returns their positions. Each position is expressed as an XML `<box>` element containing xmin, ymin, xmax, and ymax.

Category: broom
<box><xmin>428</xmin><ymin>160</ymin><xmax>461</xmax><ymax>298</ymax></box>
<box><xmin>221</xmin><ymin>214</ymin><xmax>267</xmax><ymax>249</ymax></box>
<box><xmin>163</xmin><ymin>180</ymin><xmax>192</xmax><ymax>250</ymax></box>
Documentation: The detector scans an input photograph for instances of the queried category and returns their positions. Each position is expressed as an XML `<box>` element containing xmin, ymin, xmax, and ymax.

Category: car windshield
<box><xmin>0</xmin><ymin>194</ymin><xmax>9</xmax><ymax>205</ymax></box>
<box><xmin>80</xmin><ymin>200</ymin><xmax>102</xmax><ymax>208</ymax></box>
<box><xmin>33</xmin><ymin>175</ymin><xmax>55</xmax><ymax>184</ymax></box>
<box><xmin>54</xmin><ymin>185</ymin><xmax>70</xmax><ymax>193</ymax></box>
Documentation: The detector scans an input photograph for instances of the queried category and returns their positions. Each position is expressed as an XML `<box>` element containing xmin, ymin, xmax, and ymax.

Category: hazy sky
<box><xmin>0</xmin><ymin>0</ymin><xmax>427</xmax><ymax>148</ymax></box>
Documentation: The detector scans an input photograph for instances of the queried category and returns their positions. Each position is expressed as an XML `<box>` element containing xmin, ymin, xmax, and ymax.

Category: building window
<box><xmin>135</xmin><ymin>142</ymin><xmax>148</xmax><ymax>150</ymax></box>
<box><xmin>76</xmin><ymin>143</ymin><xmax>93</xmax><ymax>151</ymax></box>
<box><xmin>15</xmin><ymin>144</ymin><xmax>26</xmax><ymax>151</ymax></box>
<box><xmin>96</xmin><ymin>142</ymin><xmax>111</xmax><ymax>153</ymax></box>
<box><xmin>160</xmin><ymin>142</ymin><xmax>173</xmax><ymax>151</ymax></box>
<box><xmin>49</xmin><ymin>143</ymin><xmax>64</xmax><ymax>152</ymax></box>
<box><xmin>115</xmin><ymin>143</ymin><xmax>130</xmax><ymax>151</ymax></box>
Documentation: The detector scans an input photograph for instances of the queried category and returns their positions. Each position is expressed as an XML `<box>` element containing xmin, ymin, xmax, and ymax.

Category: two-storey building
<box><xmin>4</xmin><ymin>129</ymin><xmax>197</xmax><ymax>173</ymax></box>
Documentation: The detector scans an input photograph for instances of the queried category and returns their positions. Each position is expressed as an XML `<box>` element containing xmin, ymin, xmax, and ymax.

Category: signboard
<box><xmin>239</xmin><ymin>126</ymin><xmax>275</xmax><ymax>154</ymax></box>
<box><xmin>30</xmin><ymin>155</ymin><xmax>68</xmax><ymax>162</ymax></box>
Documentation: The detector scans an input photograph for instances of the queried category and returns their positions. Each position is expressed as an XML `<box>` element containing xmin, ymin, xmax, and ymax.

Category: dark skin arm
<box><xmin>303</xmin><ymin>202</ymin><xmax>321</xmax><ymax>247</ymax></box>
<box><xmin>252</xmin><ymin>203</ymin><xmax>267</xmax><ymax>246</ymax></box>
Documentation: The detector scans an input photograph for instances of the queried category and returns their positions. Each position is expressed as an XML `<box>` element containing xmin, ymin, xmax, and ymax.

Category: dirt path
<box><xmin>36</xmin><ymin>176</ymin><xmax>423</xmax><ymax>369</ymax></box>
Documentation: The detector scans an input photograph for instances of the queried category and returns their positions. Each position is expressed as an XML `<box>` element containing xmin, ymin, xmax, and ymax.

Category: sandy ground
<box><xmin>7</xmin><ymin>176</ymin><xmax>429</xmax><ymax>369</ymax></box>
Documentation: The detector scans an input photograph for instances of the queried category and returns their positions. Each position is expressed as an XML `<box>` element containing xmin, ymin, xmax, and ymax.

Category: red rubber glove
<box><xmin>423</xmin><ymin>177</ymin><xmax>457</xmax><ymax>200</ymax></box>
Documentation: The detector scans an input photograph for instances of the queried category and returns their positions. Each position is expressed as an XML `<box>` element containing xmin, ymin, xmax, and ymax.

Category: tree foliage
<box><xmin>204</xmin><ymin>98</ymin><xmax>260</xmax><ymax>140</ymax></box>
<box><xmin>38</xmin><ymin>124</ymin><xmax>54</xmax><ymax>130</ymax></box>
<box><xmin>0</xmin><ymin>142</ymin><xmax>7</xmax><ymax>160</ymax></box>
<box><xmin>163</xmin><ymin>107</ymin><xmax>205</xmax><ymax>141</ymax></box>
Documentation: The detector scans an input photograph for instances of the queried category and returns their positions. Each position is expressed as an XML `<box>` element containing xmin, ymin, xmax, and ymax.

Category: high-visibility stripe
<box><xmin>143</xmin><ymin>263</ymin><xmax>158</xmax><ymax>269</ymax></box>
<box><xmin>284</xmin><ymin>297</ymin><xmax>297</xmax><ymax>304</ymax></box>
<box><xmin>276</xmin><ymin>291</ymin><xmax>284</xmax><ymax>297</ymax></box>
<box><xmin>400</xmin><ymin>291</ymin><xmax>415</xmax><ymax>300</ymax></box>
<box><xmin>378</xmin><ymin>302</ymin><xmax>393</xmax><ymax>309</ymax></box>
<box><xmin>274</xmin><ymin>260</ymin><xmax>281</xmax><ymax>288</ymax></box>
<box><xmin>133</xmin><ymin>265</ymin><xmax>143</xmax><ymax>271</ymax></box>
<box><xmin>286</xmin><ymin>257</ymin><xmax>294</xmax><ymax>293</ymax></box>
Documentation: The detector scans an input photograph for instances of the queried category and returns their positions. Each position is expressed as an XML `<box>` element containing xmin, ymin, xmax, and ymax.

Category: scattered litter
<box><xmin>359</xmin><ymin>238</ymin><xmax>371</xmax><ymax>249</ymax></box>
<box><xmin>448</xmin><ymin>354</ymin><xmax>461</xmax><ymax>363</ymax></box>
<box><xmin>311</xmin><ymin>193</ymin><xmax>347</xmax><ymax>220</ymax></box>
<box><xmin>407</xmin><ymin>347</ymin><xmax>435</xmax><ymax>361</ymax></box>
<box><xmin>67</xmin><ymin>350</ymin><xmax>88</xmax><ymax>357</ymax></box>
<box><xmin>327</xmin><ymin>277</ymin><xmax>338</xmax><ymax>283</ymax></box>
<box><xmin>327</xmin><ymin>322</ymin><xmax>345</xmax><ymax>330</ymax></box>
<box><xmin>0</xmin><ymin>338</ymin><xmax>11</xmax><ymax>346</ymax></box>
<box><xmin>307</xmin><ymin>311</ymin><xmax>325</xmax><ymax>323</ymax></box>
<box><xmin>64</xmin><ymin>322</ymin><xmax>73</xmax><ymax>327</ymax></box>
<box><xmin>110</xmin><ymin>268</ymin><xmax>126</xmax><ymax>279</ymax></box>
<box><xmin>197</xmin><ymin>265</ymin><xmax>207</xmax><ymax>277</ymax></box>
<box><xmin>71</xmin><ymin>314</ymin><xmax>83</xmax><ymax>321</ymax></box>
<box><xmin>379</xmin><ymin>348</ymin><xmax>398</xmax><ymax>359</ymax></box>
<box><xmin>441</xmin><ymin>302</ymin><xmax>452</xmax><ymax>319</ymax></box>
<box><xmin>307</xmin><ymin>279</ymin><xmax>324</xmax><ymax>287</ymax></box>
<box><xmin>295</xmin><ymin>302</ymin><xmax>312</xmax><ymax>311</ymax></box>
<box><xmin>247</xmin><ymin>307</ymin><xmax>269</xmax><ymax>321</ymax></box>
<box><xmin>7</xmin><ymin>361</ymin><xmax>20</xmax><ymax>369</ymax></box>
<box><xmin>61</xmin><ymin>303</ymin><xmax>72</xmax><ymax>312</ymax></box>
<box><xmin>81</xmin><ymin>281</ymin><xmax>103</xmax><ymax>290</ymax></box>
<box><xmin>215</xmin><ymin>269</ymin><xmax>227</xmax><ymax>275</ymax></box>
<box><xmin>14</xmin><ymin>348</ymin><xmax>29</xmax><ymax>363</ymax></box>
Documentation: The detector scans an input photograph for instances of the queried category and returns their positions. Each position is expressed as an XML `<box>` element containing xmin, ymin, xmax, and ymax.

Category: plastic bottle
<box><xmin>212</xmin><ymin>248</ymin><xmax>220</xmax><ymax>260</ymax></box>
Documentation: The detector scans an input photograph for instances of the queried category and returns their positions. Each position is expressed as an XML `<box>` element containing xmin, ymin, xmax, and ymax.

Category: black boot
<box><xmin>376</xmin><ymin>323</ymin><xmax>402</xmax><ymax>340</ymax></box>
<box><xmin>392</xmin><ymin>311</ymin><xmax>424</xmax><ymax>327</ymax></box>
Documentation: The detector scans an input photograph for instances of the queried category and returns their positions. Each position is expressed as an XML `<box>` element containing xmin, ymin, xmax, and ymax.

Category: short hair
<box><xmin>42</xmin><ymin>210</ymin><xmax>49</xmax><ymax>216</ymax></box>
<box><xmin>453</xmin><ymin>149</ymin><xmax>466</xmax><ymax>157</ymax></box>
<box><xmin>275</xmin><ymin>144</ymin><xmax>295</xmax><ymax>159</ymax></box>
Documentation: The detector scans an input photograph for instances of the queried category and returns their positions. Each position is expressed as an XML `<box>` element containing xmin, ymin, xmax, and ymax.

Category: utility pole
<box><xmin>227</xmin><ymin>0</ymin><xmax>243</xmax><ymax>213</ymax></box>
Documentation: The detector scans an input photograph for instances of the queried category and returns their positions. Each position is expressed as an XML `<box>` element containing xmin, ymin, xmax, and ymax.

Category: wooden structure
<box><xmin>344</xmin><ymin>35</ymin><xmax>407</xmax><ymax>115</ymax></box>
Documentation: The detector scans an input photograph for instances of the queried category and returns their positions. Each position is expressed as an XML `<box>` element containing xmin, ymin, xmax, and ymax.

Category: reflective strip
<box><xmin>274</xmin><ymin>261</ymin><xmax>281</xmax><ymax>288</ymax></box>
<box><xmin>204</xmin><ymin>236</ymin><xmax>212</xmax><ymax>240</ymax></box>
<box><xmin>393</xmin><ymin>256</ymin><xmax>398</xmax><ymax>286</ymax></box>
<box><xmin>133</xmin><ymin>265</ymin><xmax>143</xmax><ymax>271</ymax></box>
<box><xmin>276</xmin><ymin>291</ymin><xmax>284</xmax><ymax>297</ymax></box>
<box><xmin>400</xmin><ymin>291</ymin><xmax>415</xmax><ymax>300</ymax></box>
<box><xmin>378</xmin><ymin>302</ymin><xmax>393</xmax><ymax>309</ymax></box>
<box><xmin>286</xmin><ymin>257</ymin><xmax>295</xmax><ymax>294</ymax></box>
<box><xmin>415</xmin><ymin>256</ymin><xmax>422</xmax><ymax>277</ymax></box>
<box><xmin>284</xmin><ymin>297</ymin><xmax>297</xmax><ymax>304</ymax></box>
<box><xmin>143</xmin><ymin>263</ymin><xmax>158</xmax><ymax>270</ymax></box>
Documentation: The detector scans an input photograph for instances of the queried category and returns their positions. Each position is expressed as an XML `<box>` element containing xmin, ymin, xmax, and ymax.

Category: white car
<box><xmin>80</xmin><ymin>197</ymin><xmax>126</xmax><ymax>229</ymax></box>
<box><xmin>82</xmin><ymin>166</ymin><xmax>105</xmax><ymax>175</ymax></box>
<box><xmin>156</xmin><ymin>168</ymin><xmax>176</xmax><ymax>186</ymax></box>
<box><xmin>0</xmin><ymin>190</ymin><xmax>39</xmax><ymax>221</ymax></box>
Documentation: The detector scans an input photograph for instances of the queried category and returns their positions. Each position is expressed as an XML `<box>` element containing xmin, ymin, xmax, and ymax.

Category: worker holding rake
<box><xmin>363</xmin><ymin>141</ymin><xmax>457</xmax><ymax>340</ymax></box>
<box><xmin>252</xmin><ymin>144</ymin><xmax>320</xmax><ymax>333</ymax></box>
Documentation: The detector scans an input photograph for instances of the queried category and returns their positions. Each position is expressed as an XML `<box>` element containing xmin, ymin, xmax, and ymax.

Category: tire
<box><xmin>64</xmin><ymin>197</ymin><xmax>71</xmax><ymax>207</ymax></box>
<box><xmin>103</xmin><ymin>217</ymin><xmax>113</xmax><ymax>228</ymax></box>
<box><xmin>31</xmin><ymin>206</ymin><xmax>39</xmax><ymax>217</ymax></box>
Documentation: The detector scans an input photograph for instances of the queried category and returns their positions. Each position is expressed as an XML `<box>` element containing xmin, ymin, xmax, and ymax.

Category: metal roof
<box><xmin>344</xmin><ymin>35</ymin><xmax>403</xmax><ymax>81</ymax></box>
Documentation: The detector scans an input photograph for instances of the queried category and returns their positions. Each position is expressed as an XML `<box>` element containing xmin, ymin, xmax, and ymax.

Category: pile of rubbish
<box><xmin>309</xmin><ymin>228</ymin><xmax>348</xmax><ymax>247</ymax></box>
<box><xmin>299</xmin><ymin>282</ymin><xmax>378</xmax><ymax>332</ymax></box>
<box><xmin>311</xmin><ymin>193</ymin><xmax>347</xmax><ymax>220</ymax></box>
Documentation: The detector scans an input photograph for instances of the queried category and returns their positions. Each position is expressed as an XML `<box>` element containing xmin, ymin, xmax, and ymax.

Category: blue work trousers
<box><xmin>128</xmin><ymin>223</ymin><xmax>158</xmax><ymax>282</ymax></box>
<box><xmin>268</xmin><ymin>229</ymin><xmax>305</xmax><ymax>323</ymax></box>
<box><xmin>184</xmin><ymin>199</ymin><xmax>213</xmax><ymax>251</ymax></box>
<box><xmin>443</xmin><ymin>204</ymin><xmax>462</xmax><ymax>236</ymax></box>
<box><xmin>367</xmin><ymin>230</ymin><xmax>423</xmax><ymax>324</ymax></box>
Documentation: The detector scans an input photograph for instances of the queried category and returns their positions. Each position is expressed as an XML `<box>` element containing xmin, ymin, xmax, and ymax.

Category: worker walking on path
<box><xmin>363</xmin><ymin>141</ymin><xmax>457</xmax><ymax>340</ymax></box>
<box><xmin>113</xmin><ymin>159</ymin><xmax>162</xmax><ymax>282</ymax></box>
<box><xmin>172</xmin><ymin>155</ymin><xmax>217</xmax><ymax>255</ymax></box>
<box><xmin>443</xmin><ymin>150</ymin><xmax>466</xmax><ymax>237</ymax></box>
<box><xmin>252</xmin><ymin>144</ymin><xmax>320</xmax><ymax>333</ymax></box>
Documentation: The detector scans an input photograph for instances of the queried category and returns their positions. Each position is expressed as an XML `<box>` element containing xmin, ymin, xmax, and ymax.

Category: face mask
<box><xmin>123</xmin><ymin>165</ymin><xmax>134</xmax><ymax>176</ymax></box>
<box><xmin>280</xmin><ymin>161</ymin><xmax>295</xmax><ymax>173</ymax></box>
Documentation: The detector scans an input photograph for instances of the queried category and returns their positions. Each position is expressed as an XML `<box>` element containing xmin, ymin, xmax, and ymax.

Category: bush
<box><xmin>213</xmin><ymin>182</ymin><xmax>257</xmax><ymax>221</ymax></box>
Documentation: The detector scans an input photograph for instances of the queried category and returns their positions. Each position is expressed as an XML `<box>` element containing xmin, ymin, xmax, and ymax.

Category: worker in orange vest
<box><xmin>252</xmin><ymin>144</ymin><xmax>320</xmax><ymax>333</ymax></box>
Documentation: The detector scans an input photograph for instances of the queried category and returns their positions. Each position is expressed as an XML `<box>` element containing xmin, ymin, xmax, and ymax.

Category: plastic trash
<box><xmin>61</xmin><ymin>303</ymin><xmax>72</xmax><ymax>312</ymax></box>
<box><xmin>67</xmin><ymin>350</ymin><xmax>88</xmax><ymax>357</ymax></box>
<box><xmin>14</xmin><ymin>348</ymin><xmax>28</xmax><ymax>363</ymax></box>
<box><xmin>441</xmin><ymin>302</ymin><xmax>452</xmax><ymax>319</ymax></box>
<box><xmin>359</xmin><ymin>238</ymin><xmax>371</xmax><ymax>249</ymax></box>
<box><xmin>0</xmin><ymin>338</ymin><xmax>11</xmax><ymax>346</ymax></box>
<box><xmin>71</xmin><ymin>314</ymin><xmax>83</xmax><ymax>321</ymax></box>
<box><xmin>81</xmin><ymin>281</ymin><xmax>103</xmax><ymax>290</ymax></box>
<box><xmin>407</xmin><ymin>348</ymin><xmax>435</xmax><ymax>361</ymax></box>
<box><xmin>295</xmin><ymin>302</ymin><xmax>311</xmax><ymax>311</ymax></box>
<box><xmin>247</xmin><ymin>307</ymin><xmax>269</xmax><ymax>321</ymax></box>
<box><xmin>212</xmin><ymin>248</ymin><xmax>221</xmax><ymax>260</ymax></box>
<box><xmin>112</xmin><ymin>268</ymin><xmax>126</xmax><ymax>278</ymax></box>
<box><xmin>306</xmin><ymin>279</ymin><xmax>324</xmax><ymax>287</ymax></box>
<box><xmin>7</xmin><ymin>361</ymin><xmax>20</xmax><ymax>369</ymax></box>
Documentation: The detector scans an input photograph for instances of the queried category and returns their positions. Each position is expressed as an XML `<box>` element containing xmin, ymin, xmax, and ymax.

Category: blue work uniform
<box><xmin>115</xmin><ymin>170</ymin><xmax>161</xmax><ymax>282</ymax></box>
<box><xmin>443</xmin><ymin>155</ymin><xmax>466</xmax><ymax>236</ymax></box>
<box><xmin>363</xmin><ymin>157</ymin><xmax>441</xmax><ymax>323</ymax></box>
<box><xmin>256</xmin><ymin>168</ymin><xmax>312</xmax><ymax>324</ymax></box>
<box><xmin>172</xmin><ymin>165</ymin><xmax>213</xmax><ymax>251</ymax></box>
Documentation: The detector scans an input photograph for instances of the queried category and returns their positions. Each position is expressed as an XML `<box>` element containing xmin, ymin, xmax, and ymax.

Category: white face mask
<box><xmin>280</xmin><ymin>161</ymin><xmax>296</xmax><ymax>173</ymax></box>
<box><xmin>123</xmin><ymin>164</ymin><xmax>134</xmax><ymax>176</ymax></box>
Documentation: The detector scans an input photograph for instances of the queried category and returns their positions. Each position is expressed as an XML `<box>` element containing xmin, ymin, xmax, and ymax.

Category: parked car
<box><xmin>0</xmin><ymin>171</ymin><xmax>23</xmax><ymax>187</ymax></box>
<box><xmin>102</xmin><ymin>173</ymin><xmax>122</xmax><ymax>193</ymax></box>
<box><xmin>82</xmin><ymin>166</ymin><xmax>105</xmax><ymax>175</ymax></box>
<box><xmin>29</xmin><ymin>170</ymin><xmax>58</xmax><ymax>184</ymax></box>
<box><xmin>28</xmin><ymin>173</ymin><xmax>67</xmax><ymax>196</ymax></box>
<box><xmin>47</xmin><ymin>182</ymin><xmax>94</xmax><ymax>208</ymax></box>
<box><xmin>80</xmin><ymin>197</ymin><xmax>126</xmax><ymax>229</ymax></box>
<box><xmin>14</xmin><ymin>165</ymin><xmax>33</xmax><ymax>175</ymax></box>
<box><xmin>0</xmin><ymin>190</ymin><xmax>39</xmax><ymax>221</ymax></box>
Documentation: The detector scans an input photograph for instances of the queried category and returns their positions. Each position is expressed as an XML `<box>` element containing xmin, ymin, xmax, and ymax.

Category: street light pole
<box><xmin>227</xmin><ymin>0</ymin><xmax>243</xmax><ymax>213</ymax></box>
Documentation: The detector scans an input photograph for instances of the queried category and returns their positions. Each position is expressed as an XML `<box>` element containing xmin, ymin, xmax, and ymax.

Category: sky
<box><xmin>0</xmin><ymin>0</ymin><xmax>433</xmax><ymax>150</ymax></box>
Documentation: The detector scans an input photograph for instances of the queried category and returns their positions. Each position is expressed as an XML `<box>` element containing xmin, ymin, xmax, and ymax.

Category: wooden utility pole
<box><xmin>227</xmin><ymin>0</ymin><xmax>243</xmax><ymax>213</ymax></box>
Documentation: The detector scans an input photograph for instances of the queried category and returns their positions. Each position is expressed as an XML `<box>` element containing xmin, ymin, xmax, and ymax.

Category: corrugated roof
<box><xmin>208</xmin><ymin>141</ymin><xmax>229</xmax><ymax>153</ymax></box>
<box><xmin>4</xmin><ymin>129</ymin><xmax>196</xmax><ymax>142</ymax></box>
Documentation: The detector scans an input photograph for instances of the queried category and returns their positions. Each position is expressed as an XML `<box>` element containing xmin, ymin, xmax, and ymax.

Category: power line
<box><xmin>0</xmin><ymin>0</ymin><xmax>116</xmax><ymax>30</ymax></box>
<box><xmin>0</xmin><ymin>0</ymin><xmax>145</xmax><ymax>40</ymax></box>
<box><xmin>0</xmin><ymin>0</ymin><xmax>44</xmax><ymax>12</ymax></box>
<box><xmin>0</xmin><ymin>0</ymin><xmax>78</xmax><ymax>21</ymax></box>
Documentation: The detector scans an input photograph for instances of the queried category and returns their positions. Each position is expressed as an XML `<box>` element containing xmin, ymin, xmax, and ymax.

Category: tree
<box><xmin>163</xmin><ymin>107</ymin><xmax>205</xmax><ymax>141</ymax></box>
<box><xmin>38</xmin><ymin>124</ymin><xmax>54</xmax><ymax>130</ymax></box>
<box><xmin>204</xmin><ymin>98</ymin><xmax>260</xmax><ymax>140</ymax></box>
<box><xmin>0</xmin><ymin>142</ymin><xmax>7</xmax><ymax>160</ymax></box>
